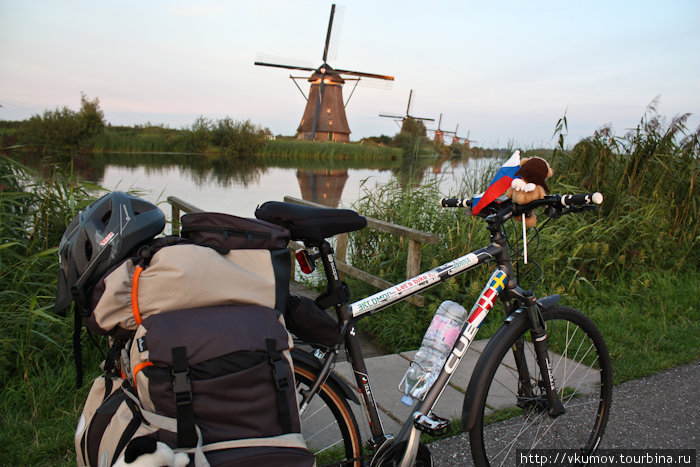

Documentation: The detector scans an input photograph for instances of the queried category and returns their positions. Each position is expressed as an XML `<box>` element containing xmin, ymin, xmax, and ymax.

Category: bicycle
<box><xmin>255</xmin><ymin>192</ymin><xmax>612</xmax><ymax>467</ymax></box>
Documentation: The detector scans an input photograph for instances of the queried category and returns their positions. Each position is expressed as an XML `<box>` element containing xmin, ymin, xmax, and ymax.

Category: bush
<box><xmin>17</xmin><ymin>94</ymin><xmax>105</xmax><ymax>153</ymax></box>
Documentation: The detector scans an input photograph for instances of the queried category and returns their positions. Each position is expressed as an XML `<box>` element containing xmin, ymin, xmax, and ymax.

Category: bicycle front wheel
<box><xmin>468</xmin><ymin>305</ymin><xmax>612</xmax><ymax>467</ymax></box>
<box><xmin>294</xmin><ymin>360</ymin><xmax>363</xmax><ymax>467</ymax></box>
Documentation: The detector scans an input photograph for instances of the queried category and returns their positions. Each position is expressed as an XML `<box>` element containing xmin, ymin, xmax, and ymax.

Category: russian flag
<box><xmin>471</xmin><ymin>150</ymin><xmax>521</xmax><ymax>215</ymax></box>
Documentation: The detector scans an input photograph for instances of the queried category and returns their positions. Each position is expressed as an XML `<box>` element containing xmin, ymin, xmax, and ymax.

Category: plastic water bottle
<box><xmin>401</xmin><ymin>300</ymin><xmax>467</xmax><ymax>406</ymax></box>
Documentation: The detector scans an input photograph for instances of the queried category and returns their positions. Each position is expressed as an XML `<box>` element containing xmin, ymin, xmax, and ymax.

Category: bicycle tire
<box><xmin>468</xmin><ymin>305</ymin><xmax>612</xmax><ymax>467</ymax></box>
<box><xmin>294</xmin><ymin>361</ymin><xmax>363</xmax><ymax>467</ymax></box>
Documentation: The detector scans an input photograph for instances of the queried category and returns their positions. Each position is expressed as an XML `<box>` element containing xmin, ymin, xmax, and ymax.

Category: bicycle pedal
<box><xmin>413</xmin><ymin>413</ymin><xmax>451</xmax><ymax>437</ymax></box>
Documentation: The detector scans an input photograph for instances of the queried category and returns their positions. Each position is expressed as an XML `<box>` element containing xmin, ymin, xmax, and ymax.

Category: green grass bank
<box><xmin>0</xmin><ymin>106</ymin><xmax>698</xmax><ymax>465</ymax></box>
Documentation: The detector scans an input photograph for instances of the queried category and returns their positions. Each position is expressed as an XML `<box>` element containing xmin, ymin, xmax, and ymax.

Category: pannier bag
<box><xmin>180</xmin><ymin>212</ymin><xmax>290</xmax><ymax>252</ymax></box>
<box><xmin>88</xmin><ymin>242</ymin><xmax>290</xmax><ymax>333</ymax></box>
<box><xmin>286</xmin><ymin>294</ymin><xmax>340</xmax><ymax>348</ymax></box>
<box><xmin>75</xmin><ymin>212</ymin><xmax>315</xmax><ymax>466</ymax></box>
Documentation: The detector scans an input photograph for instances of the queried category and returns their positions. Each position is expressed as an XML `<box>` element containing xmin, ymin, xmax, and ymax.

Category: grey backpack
<box><xmin>75</xmin><ymin>213</ymin><xmax>315</xmax><ymax>466</ymax></box>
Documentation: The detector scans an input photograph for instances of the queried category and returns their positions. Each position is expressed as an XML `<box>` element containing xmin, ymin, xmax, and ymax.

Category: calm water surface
<box><xmin>82</xmin><ymin>153</ymin><xmax>499</xmax><ymax>219</ymax></box>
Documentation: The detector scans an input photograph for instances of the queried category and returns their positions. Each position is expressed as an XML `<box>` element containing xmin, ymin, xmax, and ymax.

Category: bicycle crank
<box><xmin>371</xmin><ymin>440</ymin><xmax>433</xmax><ymax>467</ymax></box>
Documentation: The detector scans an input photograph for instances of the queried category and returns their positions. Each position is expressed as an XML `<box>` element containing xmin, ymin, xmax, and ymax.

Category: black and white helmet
<box><xmin>55</xmin><ymin>191</ymin><xmax>165</xmax><ymax>313</ymax></box>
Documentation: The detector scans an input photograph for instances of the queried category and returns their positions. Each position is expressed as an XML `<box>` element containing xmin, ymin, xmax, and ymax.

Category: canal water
<box><xmin>78</xmin><ymin>153</ymin><xmax>500</xmax><ymax>219</ymax></box>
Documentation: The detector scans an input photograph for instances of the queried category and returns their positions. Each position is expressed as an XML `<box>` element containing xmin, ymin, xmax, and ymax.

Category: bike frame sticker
<box><xmin>467</xmin><ymin>269</ymin><xmax>507</xmax><ymax>328</ymax></box>
<box><xmin>444</xmin><ymin>269</ymin><xmax>508</xmax><ymax>374</ymax></box>
<box><xmin>434</xmin><ymin>253</ymin><xmax>480</xmax><ymax>278</ymax></box>
<box><xmin>350</xmin><ymin>253</ymin><xmax>479</xmax><ymax>317</ymax></box>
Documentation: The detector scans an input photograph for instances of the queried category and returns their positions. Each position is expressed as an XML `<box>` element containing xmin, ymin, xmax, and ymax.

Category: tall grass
<box><xmin>0</xmin><ymin>156</ymin><xmax>96</xmax><ymax>383</ymax></box>
<box><xmin>259</xmin><ymin>139</ymin><xmax>403</xmax><ymax>159</ymax></box>
<box><xmin>0</xmin><ymin>155</ymin><xmax>101</xmax><ymax>465</ymax></box>
<box><xmin>93</xmin><ymin>124</ymin><xmax>186</xmax><ymax>153</ymax></box>
<box><xmin>349</xmin><ymin>176</ymin><xmax>501</xmax><ymax>351</ymax></box>
<box><xmin>348</xmin><ymin>107</ymin><xmax>700</xmax><ymax>384</ymax></box>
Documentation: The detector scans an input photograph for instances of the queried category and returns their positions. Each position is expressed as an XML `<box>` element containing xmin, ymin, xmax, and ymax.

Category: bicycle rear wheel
<box><xmin>294</xmin><ymin>361</ymin><xmax>363</xmax><ymax>467</ymax></box>
<box><xmin>468</xmin><ymin>305</ymin><xmax>612</xmax><ymax>467</ymax></box>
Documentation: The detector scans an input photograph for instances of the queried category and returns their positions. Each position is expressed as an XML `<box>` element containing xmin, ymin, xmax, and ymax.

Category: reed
<box><xmin>0</xmin><ymin>155</ymin><xmax>101</xmax><ymax>465</ymax></box>
<box><xmin>0</xmin><ymin>156</ymin><xmax>96</xmax><ymax>385</ymax></box>
<box><xmin>259</xmin><ymin>138</ymin><xmax>403</xmax><ymax>159</ymax></box>
<box><xmin>348</xmin><ymin>107</ymin><xmax>699</xmax><ymax>383</ymax></box>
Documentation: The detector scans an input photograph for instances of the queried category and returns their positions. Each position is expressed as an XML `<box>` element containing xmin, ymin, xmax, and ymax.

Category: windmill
<box><xmin>450</xmin><ymin>125</ymin><xmax>476</xmax><ymax>148</ymax></box>
<box><xmin>254</xmin><ymin>4</ymin><xmax>394</xmax><ymax>142</ymax></box>
<box><xmin>427</xmin><ymin>113</ymin><xmax>449</xmax><ymax>143</ymax></box>
<box><xmin>379</xmin><ymin>89</ymin><xmax>434</xmax><ymax>129</ymax></box>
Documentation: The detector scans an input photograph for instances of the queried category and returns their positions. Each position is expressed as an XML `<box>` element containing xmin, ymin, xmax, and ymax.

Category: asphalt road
<box><xmin>428</xmin><ymin>360</ymin><xmax>699</xmax><ymax>466</ymax></box>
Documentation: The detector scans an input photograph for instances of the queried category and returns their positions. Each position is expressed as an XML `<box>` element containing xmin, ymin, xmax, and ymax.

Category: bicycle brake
<box><xmin>413</xmin><ymin>412</ymin><xmax>451</xmax><ymax>437</ymax></box>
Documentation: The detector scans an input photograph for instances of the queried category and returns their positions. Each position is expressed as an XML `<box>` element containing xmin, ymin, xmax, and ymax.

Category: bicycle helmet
<box><xmin>55</xmin><ymin>191</ymin><xmax>166</xmax><ymax>313</ymax></box>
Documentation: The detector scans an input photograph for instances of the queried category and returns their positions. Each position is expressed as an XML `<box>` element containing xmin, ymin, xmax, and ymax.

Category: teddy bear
<box><xmin>112</xmin><ymin>436</ymin><xmax>190</xmax><ymax>467</ymax></box>
<box><xmin>505</xmin><ymin>156</ymin><xmax>553</xmax><ymax>228</ymax></box>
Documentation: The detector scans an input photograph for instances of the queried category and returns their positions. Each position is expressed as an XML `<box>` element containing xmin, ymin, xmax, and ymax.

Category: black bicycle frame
<box><xmin>300</xmin><ymin>223</ymin><xmax>564</xmax><ymax>460</ymax></box>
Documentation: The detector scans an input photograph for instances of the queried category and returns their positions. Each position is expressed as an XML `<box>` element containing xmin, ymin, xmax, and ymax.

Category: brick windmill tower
<box><xmin>255</xmin><ymin>4</ymin><xmax>394</xmax><ymax>142</ymax></box>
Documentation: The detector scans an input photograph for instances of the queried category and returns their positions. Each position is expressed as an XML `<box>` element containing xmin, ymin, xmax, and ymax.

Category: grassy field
<box><xmin>0</xmin><ymin>106</ymin><xmax>697</xmax><ymax>465</ymax></box>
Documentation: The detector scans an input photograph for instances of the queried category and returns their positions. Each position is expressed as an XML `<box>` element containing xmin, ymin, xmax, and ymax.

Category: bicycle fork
<box><xmin>520</xmin><ymin>292</ymin><xmax>566</xmax><ymax>417</ymax></box>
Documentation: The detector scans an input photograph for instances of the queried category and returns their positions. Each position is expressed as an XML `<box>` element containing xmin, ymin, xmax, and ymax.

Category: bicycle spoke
<box><xmin>470</xmin><ymin>307</ymin><xmax>612</xmax><ymax>467</ymax></box>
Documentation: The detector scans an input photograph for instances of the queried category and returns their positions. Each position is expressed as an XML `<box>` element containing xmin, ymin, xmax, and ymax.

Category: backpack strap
<box><xmin>171</xmin><ymin>346</ymin><xmax>197</xmax><ymax>448</ymax></box>
<box><xmin>266</xmin><ymin>339</ymin><xmax>293</xmax><ymax>434</ymax></box>
<box><xmin>131</xmin><ymin>265</ymin><xmax>144</xmax><ymax>325</ymax></box>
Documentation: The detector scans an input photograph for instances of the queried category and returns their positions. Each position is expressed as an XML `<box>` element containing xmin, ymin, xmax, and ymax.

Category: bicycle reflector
<box><xmin>295</xmin><ymin>250</ymin><xmax>316</xmax><ymax>274</ymax></box>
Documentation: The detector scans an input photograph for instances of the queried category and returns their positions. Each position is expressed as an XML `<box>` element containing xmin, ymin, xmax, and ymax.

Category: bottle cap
<box><xmin>401</xmin><ymin>395</ymin><xmax>414</xmax><ymax>407</ymax></box>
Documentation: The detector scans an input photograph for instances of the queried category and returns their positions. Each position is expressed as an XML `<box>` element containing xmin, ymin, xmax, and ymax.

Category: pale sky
<box><xmin>1</xmin><ymin>0</ymin><xmax>699</xmax><ymax>148</ymax></box>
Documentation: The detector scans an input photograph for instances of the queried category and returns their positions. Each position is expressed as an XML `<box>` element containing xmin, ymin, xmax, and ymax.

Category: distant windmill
<box><xmin>254</xmin><ymin>4</ymin><xmax>394</xmax><ymax>142</ymax></box>
<box><xmin>428</xmin><ymin>113</ymin><xmax>448</xmax><ymax>143</ymax></box>
<box><xmin>379</xmin><ymin>89</ymin><xmax>434</xmax><ymax>129</ymax></box>
<box><xmin>450</xmin><ymin>125</ymin><xmax>476</xmax><ymax>148</ymax></box>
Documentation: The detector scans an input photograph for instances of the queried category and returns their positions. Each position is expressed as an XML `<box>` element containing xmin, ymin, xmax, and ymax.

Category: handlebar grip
<box><xmin>440</xmin><ymin>198</ymin><xmax>471</xmax><ymax>208</ymax></box>
<box><xmin>560</xmin><ymin>192</ymin><xmax>604</xmax><ymax>207</ymax></box>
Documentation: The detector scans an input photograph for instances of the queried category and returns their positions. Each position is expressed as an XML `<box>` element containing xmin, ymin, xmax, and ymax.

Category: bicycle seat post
<box><xmin>315</xmin><ymin>240</ymin><xmax>352</xmax><ymax>322</ymax></box>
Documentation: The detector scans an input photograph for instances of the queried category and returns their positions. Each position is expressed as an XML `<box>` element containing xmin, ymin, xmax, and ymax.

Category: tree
<box><xmin>78</xmin><ymin>93</ymin><xmax>105</xmax><ymax>142</ymax></box>
<box><xmin>392</xmin><ymin>117</ymin><xmax>429</xmax><ymax>155</ymax></box>
<box><xmin>19</xmin><ymin>93</ymin><xmax>106</xmax><ymax>152</ymax></box>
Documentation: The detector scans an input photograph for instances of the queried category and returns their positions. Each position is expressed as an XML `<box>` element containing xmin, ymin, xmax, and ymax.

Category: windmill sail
<box><xmin>254</xmin><ymin>4</ymin><xmax>394</xmax><ymax>141</ymax></box>
<box><xmin>380</xmin><ymin>89</ymin><xmax>434</xmax><ymax>128</ymax></box>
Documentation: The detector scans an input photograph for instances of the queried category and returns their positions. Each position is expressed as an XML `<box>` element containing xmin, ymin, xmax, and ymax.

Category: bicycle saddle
<box><xmin>255</xmin><ymin>201</ymin><xmax>367</xmax><ymax>243</ymax></box>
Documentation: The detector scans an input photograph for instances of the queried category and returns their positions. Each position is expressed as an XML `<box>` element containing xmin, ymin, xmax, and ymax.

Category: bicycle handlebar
<box><xmin>439</xmin><ymin>192</ymin><xmax>603</xmax><ymax>211</ymax></box>
<box><xmin>439</xmin><ymin>198</ymin><xmax>472</xmax><ymax>208</ymax></box>
<box><xmin>560</xmin><ymin>192</ymin><xmax>604</xmax><ymax>207</ymax></box>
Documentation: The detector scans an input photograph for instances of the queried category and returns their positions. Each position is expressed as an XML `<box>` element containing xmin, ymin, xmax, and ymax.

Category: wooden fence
<box><xmin>166</xmin><ymin>195</ymin><xmax>439</xmax><ymax>307</ymax></box>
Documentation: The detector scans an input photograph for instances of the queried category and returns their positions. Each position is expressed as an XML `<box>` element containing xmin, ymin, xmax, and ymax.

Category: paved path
<box><xmin>327</xmin><ymin>356</ymin><xmax>699</xmax><ymax>466</ymax></box>
<box><xmin>426</xmin><ymin>361</ymin><xmax>700</xmax><ymax>466</ymax></box>
<box><xmin>289</xmin><ymin>282</ymin><xmax>698</xmax><ymax>465</ymax></box>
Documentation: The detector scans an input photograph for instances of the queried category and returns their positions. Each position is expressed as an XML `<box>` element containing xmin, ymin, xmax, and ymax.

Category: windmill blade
<box><xmin>254</xmin><ymin>54</ymin><xmax>315</xmax><ymax>72</ymax></box>
<box><xmin>413</xmin><ymin>116</ymin><xmax>435</xmax><ymax>121</ymax></box>
<box><xmin>379</xmin><ymin>113</ymin><xmax>405</xmax><ymax>119</ymax></box>
<box><xmin>334</xmin><ymin>68</ymin><xmax>394</xmax><ymax>81</ymax></box>
<box><xmin>356</xmin><ymin>77</ymin><xmax>394</xmax><ymax>90</ymax></box>
<box><xmin>322</xmin><ymin>4</ymin><xmax>336</xmax><ymax>62</ymax></box>
<box><xmin>255</xmin><ymin>61</ymin><xmax>317</xmax><ymax>72</ymax></box>
<box><xmin>326</xmin><ymin>5</ymin><xmax>344</xmax><ymax>63</ymax></box>
<box><xmin>406</xmin><ymin>89</ymin><xmax>413</xmax><ymax>115</ymax></box>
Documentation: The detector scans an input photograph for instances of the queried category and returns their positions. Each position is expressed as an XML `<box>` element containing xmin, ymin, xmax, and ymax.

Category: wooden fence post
<box><xmin>335</xmin><ymin>233</ymin><xmax>348</xmax><ymax>263</ymax></box>
<box><xmin>171</xmin><ymin>205</ymin><xmax>181</xmax><ymax>235</ymax></box>
<box><xmin>406</xmin><ymin>239</ymin><xmax>422</xmax><ymax>279</ymax></box>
